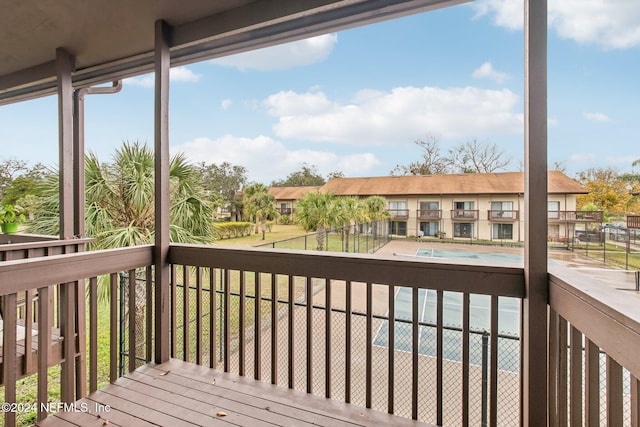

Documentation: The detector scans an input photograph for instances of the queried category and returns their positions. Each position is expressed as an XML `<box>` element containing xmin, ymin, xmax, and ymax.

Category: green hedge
<box><xmin>214</xmin><ymin>221</ymin><xmax>254</xmax><ymax>239</ymax></box>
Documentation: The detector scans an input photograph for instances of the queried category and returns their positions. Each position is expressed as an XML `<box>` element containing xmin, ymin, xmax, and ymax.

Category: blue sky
<box><xmin>1</xmin><ymin>1</ymin><xmax>639</xmax><ymax>184</ymax></box>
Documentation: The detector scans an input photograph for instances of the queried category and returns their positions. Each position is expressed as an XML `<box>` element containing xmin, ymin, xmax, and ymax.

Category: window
<box><xmin>454</xmin><ymin>201</ymin><xmax>475</xmax><ymax>210</ymax></box>
<box><xmin>548</xmin><ymin>201</ymin><xmax>560</xmax><ymax>219</ymax></box>
<box><xmin>454</xmin><ymin>223</ymin><xmax>473</xmax><ymax>238</ymax></box>
<box><xmin>492</xmin><ymin>223</ymin><xmax>513</xmax><ymax>240</ymax></box>
<box><xmin>453</xmin><ymin>201</ymin><xmax>476</xmax><ymax>219</ymax></box>
<box><xmin>420</xmin><ymin>201</ymin><xmax>439</xmax><ymax>210</ymax></box>
<box><xmin>390</xmin><ymin>221</ymin><xmax>407</xmax><ymax>236</ymax></box>
<box><xmin>388</xmin><ymin>201</ymin><xmax>408</xmax><ymax>218</ymax></box>
<box><xmin>419</xmin><ymin>221</ymin><xmax>439</xmax><ymax>237</ymax></box>
<box><xmin>491</xmin><ymin>201</ymin><xmax>514</xmax><ymax>219</ymax></box>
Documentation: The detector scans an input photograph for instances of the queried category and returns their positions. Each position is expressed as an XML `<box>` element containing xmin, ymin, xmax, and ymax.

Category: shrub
<box><xmin>213</xmin><ymin>221</ymin><xmax>253</xmax><ymax>239</ymax></box>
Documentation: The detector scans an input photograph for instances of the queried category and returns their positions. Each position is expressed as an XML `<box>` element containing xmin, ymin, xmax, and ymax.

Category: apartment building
<box><xmin>319</xmin><ymin>171</ymin><xmax>596</xmax><ymax>242</ymax></box>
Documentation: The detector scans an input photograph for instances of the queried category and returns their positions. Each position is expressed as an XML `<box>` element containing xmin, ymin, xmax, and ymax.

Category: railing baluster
<box><xmin>224</xmin><ymin>269</ymin><xmax>231</xmax><ymax>372</ymax></box>
<box><xmin>171</xmin><ymin>264</ymin><xmax>177</xmax><ymax>358</ymax></box>
<box><xmin>60</xmin><ymin>281</ymin><xmax>75</xmax><ymax>402</ymax></box>
<box><xmin>89</xmin><ymin>276</ymin><xmax>98</xmax><ymax>393</ymax></box>
<box><xmin>239</xmin><ymin>271</ymin><xmax>246</xmax><ymax>376</ymax></box>
<box><xmin>411</xmin><ymin>286</ymin><xmax>419</xmax><ymax>419</ymax></box>
<box><xmin>632</xmin><ymin>375</ymin><xmax>639</xmax><ymax>427</ymax></box>
<box><xmin>462</xmin><ymin>292</ymin><xmax>470</xmax><ymax>426</ymax></box>
<box><xmin>128</xmin><ymin>269</ymin><xmax>136</xmax><ymax>373</ymax></box>
<box><xmin>210</xmin><ymin>268</ymin><xmax>217</xmax><ymax>369</ymax></box>
<box><xmin>3</xmin><ymin>293</ymin><xmax>17</xmax><ymax>427</ymax></box>
<box><xmin>183</xmin><ymin>265</ymin><xmax>190</xmax><ymax>362</ymax></box>
<box><xmin>569</xmin><ymin>326</ymin><xmax>583</xmax><ymax>427</ymax></box>
<box><xmin>558</xmin><ymin>316</ymin><xmax>568</xmax><ymax>426</ymax></box>
<box><xmin>437</xmin><ymin>290</ymin><xmax>444</xmax><ymax>426</ymax></box>
<box><xmin>170</xmin><ymin>264</ymin><xmax>178</xmax><ymax>358</ymax></box>
<box><xmin>606</xmin><ymin>355</ymin><xmax>623</xmax><ymax>426</ymax></box>
<box><xmin>146</xmin><ymin>266</ymin><xmax>153</xmax><ymax>363</ymax></box>
<box><xmin>345</xmin><ymin>280</ymin><xmax>352</xmax><ymax>403</ymax></box>
<box><xmin>271</xmin><ymin>273</ymin><xmax>278</xmax><ymax>385</ymax></box>
<box><xmin>325</xmin><ymin>278</ymin><xmax>331</xmax><ymax>398</ymax></box>
<box><xmin>584</xmin><ymin>338</ymin><xmax>599</xmax><ymax>426</ymax></box>
<box><xmin>366</xmin><ymin>282</ymin><xmax>373</xmax><ymax>409</ymax></box>
<box><xmin>109</xmin><ymin>274</ymin><xmax>118</xmax><ymax>383</ymax></box>
<box><xmin>24</xmin><ymin>289</ymin><xmax>34</xmax><ymax>376</ymax></box>
<box><xmin>549</xmin><ymin>309</ymin><xmax>559</xmax><ymax>426</ymax></box>
<box><xmin>75</xmin><ymin>278</ymin><xmax>87</xmax><ymax>398</ymax></box>
<box><xmin>288</xmin><ymin>275</ymin><xmax>294</xmax><ymax>389</ymax></box>
<box><xmin>196</xmin><ymin>266</ymin><xmax>203</xmax><ymax>365</ymax></box>
<box><xmin>490</xmin><ymin>295</ymin><xmax>498</xmax><ymax>427</ymax></box>
<box><xmin>37</xmin><ymin>285</ymin><xmax>51</xmax><ymax>422</ymax></box>
<box><xmin>254</xmin><ymin>272</ymin><xmax>262</xmax><ymax>381</ymax></box>
<box><xmin>388</xmin><ymin>284</ymin><xmax>395</xmax><ymax>414</ymax></box>
<box><xmin>306</xmin><ymin>276</ymin><xmax>313</xmax><ymax>394</ymax></box>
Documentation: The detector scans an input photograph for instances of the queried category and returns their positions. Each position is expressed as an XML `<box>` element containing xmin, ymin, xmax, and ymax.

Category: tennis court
<box><xmin>373</xmin><ymin>287</ymin><xmax>521</xmax><ymax>372</ymax></box>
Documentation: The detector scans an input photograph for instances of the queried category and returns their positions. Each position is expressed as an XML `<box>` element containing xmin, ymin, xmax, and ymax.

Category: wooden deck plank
<box><xmin>113</xmin><ymin>376</ymin><xmax>277</xmax><ymax>427</ymax></box>
<box><xmin>135</xmin><ymin>367</ymin><xmax>336</xmax><ymax>427</ymax></box>
<box><xmin>39</xmin><ymin>359</ymin><xmax>433</xmax><ymax>427</ymax></box>
<box><xmin>41</xmin><ymin>405</ymin><xmax>122</xmax><ymax>427</ymax></box>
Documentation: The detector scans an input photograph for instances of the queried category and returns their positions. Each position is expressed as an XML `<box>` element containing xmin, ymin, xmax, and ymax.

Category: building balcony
<box><xmin>417</xmin><ymin>209</ymin><xmax>442</xmax><ymax>220</ymax></box>
<box><xmin>277</xmin><ymin>207</ymin><xmax>293</xmax><ymax>215</ymax></box>
<box><xmin>487</xmin><ymin>210</ymin><xmax>519</xmax><ymax>221</ymax></box>
<box><xmin>2</xmin><ymin>242</ymin><xmax>637</xmax><ymax>426</ymax></box>
<box><xmin>628</xmin><ymin>215</ymin><xmax>640</xmax><ymax>229</ymax></box>
<box><xmin>451</xmin><ymin>209</ymin><xmax>479</xmax><ymax>220</ymax></box>
<box><xmin>388</xmin><ymin>209</ymin><xmax>409</xmax><ymax>220</ymax></box>
<box><xmin>548</xmin><ymin>210</ymin><xmax>604</xmax><ymax>222</ymax></box>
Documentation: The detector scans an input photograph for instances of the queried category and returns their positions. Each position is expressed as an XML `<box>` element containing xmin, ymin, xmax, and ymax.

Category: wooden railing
<box><xmin>487</xmin><ymin>210</ymin><xmax>519</xmax><ymax>221</ymax></box>
<box><xmin>0</xmin><ymin>236</ymin><xmax>93</xmax><ymax>261</ymax></box>
<box><xmin>628</xmin><ymin>215</ymin><xmax>640</xmax><ymax>229</ymax></box>
<box><xmin>168</xmin><ymin>244</ymin><xmax>525</xmax><ymax>426</ymax></box>
<box><xmin>387</xmin><ymin>209</ymin><xmax>409</xmax><ymax>219</ymax></box>
<box><xmin>0</xmin><ymin>245</ymin><xmax>153</xmax><ymax>426</ymax></box>
<box><xmin>2</xmin><ymin>243</ymin><xmax>639</xmax><ymax>426</ymax></box>
<box><xmin>417</xmin><ymin>209</ymin><xmax>442</xmax><ymax>220</ymax></box>
<box><xmin>548</xmin><ymin>211</ymin><xmax>604</xmax><ymax>222</ymax></box>
<box><xmin>451</xmin><ymin>210</ymin><xmax>479</xmax><ymax>220</ymax></box>
<box><xmin>548</xmin><ymin>266</ymin><xmax>640</xmax><ymax>426</ymax></box>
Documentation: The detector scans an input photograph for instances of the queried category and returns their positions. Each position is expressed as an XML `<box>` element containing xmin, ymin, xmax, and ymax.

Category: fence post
<box><xmin>481</xmin><ymin>332</ymin><xmax>489</xmax><ymax>427</ymax></box>
<box><xmin>635</xmin><ymin>271</ymin><xmax>639</xmax><ymax>292</ymax></box>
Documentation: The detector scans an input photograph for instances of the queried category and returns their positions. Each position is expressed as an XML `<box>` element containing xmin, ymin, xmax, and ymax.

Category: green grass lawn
<box><xmin>214</xmin><ymin>223</ymin><xmax>309</xmax><ymax>247</ymax></box>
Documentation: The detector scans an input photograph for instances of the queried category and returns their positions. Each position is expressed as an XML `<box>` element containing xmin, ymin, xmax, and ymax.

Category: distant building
<box><xmin>277</xmin><ymin>171</ymin><xmax>600</xmax><ymax>243</ymax></box>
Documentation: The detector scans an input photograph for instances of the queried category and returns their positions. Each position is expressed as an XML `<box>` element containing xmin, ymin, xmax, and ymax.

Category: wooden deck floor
<box><xmin>38</xmin><ymin>359</ymin><xmax>432</xmax><ymax>426</ymax></box>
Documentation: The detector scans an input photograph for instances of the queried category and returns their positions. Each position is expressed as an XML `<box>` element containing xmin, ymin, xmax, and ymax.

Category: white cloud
<box><xmin>211</xmin><ymin>34</ymin><xmax>338</xmax><ymax>71</ymax></box>
<box><xmin>221</xmin><ymin>99</ymin><xmax>232</xmax><ymax>111</ymax></box>
<box><xmin>472</xmin><ymin>62</ymin><xmax>510</xmax><ymax>84</ymax></box>
<box><xmin>124</xmin><ymin>66</ymin><xmax>201</xmax><ymax>88</ymax></box>
<box><xmin>605</xmin><ymin>155</ymin><xmax>639</xmax><ymax>165</ymax></box>
<box><xmin>569</xmin><ymin>153</ymin><xmax>596</xmax><ymax>163</ymax></box>
<box><xmin>582</xmin><ymin>112</ymin><xmax>611</xmax><ymax>123</ymax></box>
<box><xmin>172</xmin><ymin>135</ymin><xmax>380</xmax><ymax>183</ymax></box>
<box><xmin>473</xmin><ymin>0</ymin><xmax>640</xmax><ymax>49</ymax></box>
<box><xmin>262</xmin><ymin>86</ymin><xmax>523</xmax><ymax>145</ymax></box>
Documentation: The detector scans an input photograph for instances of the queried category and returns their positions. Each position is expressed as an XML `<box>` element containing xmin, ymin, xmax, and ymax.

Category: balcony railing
<box><xmin>548</xmin><ymin>210</ymin><xmax>604</xmax><ymax>222</ymax></box>
<box><xmin>276</xmin><ymin>207</ymin><xmax>293</xmax><ymax>215</ymax></box>
<box><xmin>1</xmin><ymin>244</ymin><xmax>638</xmax><ymax>426</ymax></box>
<box><xmin>451</xmin><ymin>210</ymin><xmax>479</xmax><ymax>220</ymax></box>
<box><xmin>487</xmin><ymin>210</ymin><xmax>519</xmax><ymax>221</ymax></box>
<box><xmin>417</xmin><ymin>209</ymin><xmax>442</xmax><ymax>220</ymax></box>
<box><xmin>387</xmin><ymin>209</ymin><xmax>409</xmax><ymax>220</ymax></box>
<box><xmin>628</xmin><ymin>215</ymin><xmax>640</xmax><ymax>229</ymax></box>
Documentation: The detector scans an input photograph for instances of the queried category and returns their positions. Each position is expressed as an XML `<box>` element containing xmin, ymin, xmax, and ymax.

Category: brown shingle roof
<box><xmin>320</xmin><ymin>171</ymin><xmax>586</xmax><ymax>196</ymax></box>
<box><xmin>268</xmin><ymin>186</ymin><xmax>321</xmax><ymax>201</ymax></box>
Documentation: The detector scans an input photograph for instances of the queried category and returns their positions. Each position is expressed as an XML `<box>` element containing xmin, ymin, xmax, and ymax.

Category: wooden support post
<box><xmin>523</xmin><ymin>0</ymin><xmax>548</xmax><ymax>425</ymax></box>
<box><xmin>154</xmin><ymin>20</ymin><xmax>171</xmax><ymax>364</ymax></box>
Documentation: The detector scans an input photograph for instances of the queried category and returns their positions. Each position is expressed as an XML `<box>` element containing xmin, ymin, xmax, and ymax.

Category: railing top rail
<box><xmin>549</xmin><ymin>265</ymin><xmax>640</xmax><ymax>378</ymax></box>
<box><xmin>0</xmin><ymin>236</ymin><xmax>95</xmax><ymax>251</ymax></box>
<box><xmin>169</xmin><ymin>244</ymin><xmax>524</xmax><ymax>298</ymax></box>
<box><xmin>0</xmin><ymin>245</ymin><xmax>153</xmax><ymax>296</ymax></box>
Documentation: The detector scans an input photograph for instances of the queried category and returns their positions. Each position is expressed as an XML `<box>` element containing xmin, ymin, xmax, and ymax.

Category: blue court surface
<box><xmin>373</xmin><ymin>288</ymin><xmax>520</xmax><ymax>372</ymax></box>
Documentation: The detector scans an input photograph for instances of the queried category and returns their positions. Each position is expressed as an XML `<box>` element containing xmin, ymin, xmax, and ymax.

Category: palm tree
<box><xmin>362</xmin><ymin>195</ymin><xmax>390</xmax><ymax>242</ymax></box>
<box><xmin>29</xmin><ymin>141</ymin><xmax>214</xmax><ymax>247</ymax></box>
<box><xmin>244</xmin><ymin>190</ymin><xmax>279</xmax><ymax>240</ymax></box>
<box><xmin>336</xmin><ymin>196</ymin><xmax>364</xmax><ymax>252</ymax></box>
<box><xmin>296</xmin><ymin>191</ymin><xmax>342</xmax><ymax>251</ymax></box>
